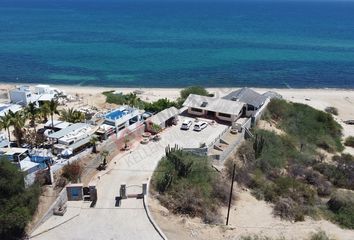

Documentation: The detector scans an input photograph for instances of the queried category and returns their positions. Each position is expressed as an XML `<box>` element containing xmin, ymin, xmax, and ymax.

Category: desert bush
<box><xmin>152</xmin><ymin>148</ymin><xmax>226</xmax><ymax>223</ymax></box>
<box><xmin>344</xmin><ymin>136</ymin><xmax>354</xmax><ymax>148</ymax></box>
<box><xmin>211</xmin><ymin>176</ymin><xmax>231</xmax><ymax>205</ymax></box>
<box><xmin>316</xmin><ymin>180</ymin><xmax>333</xmax><ymax>197</ymax></box>
<box><xmin>62</xmin><ymin>162</ymin><xmax>82</xmax><ymax>183</ymax></box>
<box><xmin>241</xmin><ymin>235</ymin><xmax>284</xmax><ymax>240</ymax></box>
<box><xmin>313</xmin><ymin>154</ymin><xmax>354</xmax><ymax>190</ymax></box>
<box><xmin>267</xmin><ymin>99</ymin><xmax>343</xmax><ymax>152</ymax></box>
<box><xmin>203</xmin><ymin>208</ymin><xmax>222</xmax><ymax>224</ymax></box>
<box><xmin>310</xmin><ymin>231</ymin><xmax>333</xmax><ymax>240</ymax></box>
<box><xmin>0</xmin><ymin>160</ymin><xmax>41</xmax><ymax>240</ymax></box>
<box><xmin>273</xmin><ymin>197</ymin><xmax>304</xmax><ymax>221</ymax></box>
<box><xmin>327</xmin><ymin>190</ymin><xmax>354</xmax><ymax>229</ymax></box>
<box><xmin>324</xmin><ymin>107</ymin><xmax>338</xmax><ymax>116</ymax></box>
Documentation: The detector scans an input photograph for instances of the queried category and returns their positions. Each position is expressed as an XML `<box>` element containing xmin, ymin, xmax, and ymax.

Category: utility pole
<box><xmin>226</xmin><ymin>164</ymin><xmax>236</xmax><ymax>225</ymax></box>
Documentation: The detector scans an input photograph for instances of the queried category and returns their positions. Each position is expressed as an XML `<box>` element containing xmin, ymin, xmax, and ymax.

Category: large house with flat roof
<box><xmin>103</xmin><ymin>106</ymin><xmax>144</xmax><ymax>138</ymax></box>
<box><xmin>183</xmin><ymin>94</ymin><xmax>246</xmax><ymax>123</ymax></box>
<box><xmin>9</xmin><ymin>85</ymin><xmax>63</xmax><ymax>106</ymax></box>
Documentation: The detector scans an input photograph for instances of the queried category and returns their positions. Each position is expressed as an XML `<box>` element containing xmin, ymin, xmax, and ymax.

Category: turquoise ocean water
<box><xmin>0</xmin><ymin>0</ymin><xmax>354</xmax><ymax>88</ymax></box>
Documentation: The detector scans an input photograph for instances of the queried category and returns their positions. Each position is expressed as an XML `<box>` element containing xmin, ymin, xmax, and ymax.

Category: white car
<box><xmin>194</xmin><ymin>121</ymin><xmax>208</xmax><ymax>131</ymax></box>
<box><xmin>181</xmin><ymin>119</ymin><xmax>192</xmax><ymax>130</ymax></box>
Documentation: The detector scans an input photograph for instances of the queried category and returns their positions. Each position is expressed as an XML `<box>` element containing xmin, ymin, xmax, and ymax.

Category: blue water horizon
<box><xmin>1</xmin><ymin>0</ymin><xmax>354</xmax><ymax>88</ymax></box>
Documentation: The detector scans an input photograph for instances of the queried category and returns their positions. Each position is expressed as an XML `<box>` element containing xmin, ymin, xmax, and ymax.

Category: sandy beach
<box><xmin>1</xmin><ymin>83</ymin><xmax>353</xmax><ymax>151</ymax></box>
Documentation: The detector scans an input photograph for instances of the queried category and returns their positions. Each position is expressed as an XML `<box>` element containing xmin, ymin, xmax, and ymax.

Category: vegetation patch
<box><xmin>151</xmin><ymin>147</ymin><xmax>230</xmax><ymax>224</ymax></box>
<box><xmin>326</xmin><ymin>190</ymin><xmax>354</xmax><ymax>229</ymax></box>
<box><xmin>62</xmin><ymin>162</ymin><xmax>82</xmax><ymax>183</ymax></box>
<box><xmin>226</xmin><ymin>99</ymin><xmax>354</xmax><ymax>227</ymax></box>
<box><xmin>103</xmin><ymin>86</ymin><xmax>211</xmax><ymax>112</ymax></box>
<box><xmin>344</xmin><ymin>136</ymin><xmax>354</xmax><ymax>148</ymax></box>
<box><xmin>324</xmin><ymin>107</ymin><xmax>338</xmax><ymax>116</ymax></box>
<box><xmin>265</xmin><ymin>99</ymin><xmax>343</xmax><ymax>152</ymax></box>
<box><xmin>0</xmin><ymin>160</ymin><xmax>41</xmax><ymax>240</ymax></box>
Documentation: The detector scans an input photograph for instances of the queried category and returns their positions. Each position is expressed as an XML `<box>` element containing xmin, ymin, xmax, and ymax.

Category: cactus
<box><xmin>253</xmin><ymin>134</ymin><xmax>265</xmax><ymax>159</ymax></box>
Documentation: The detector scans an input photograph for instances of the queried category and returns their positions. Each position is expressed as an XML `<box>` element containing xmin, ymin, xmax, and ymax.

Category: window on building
<box><xmin>191</xmin><ymin>107</ymin><xmax>203</xmax><ymax>113</ymax></box>
<box><xmin>247</xmin><ymin>105</ymin><xmax>255</xmax><ymax>111</ymax></box>
<box><xmin>218</xmin><ymin>112</ymin><xmax>231</xmax><ymax>118</ymax></box>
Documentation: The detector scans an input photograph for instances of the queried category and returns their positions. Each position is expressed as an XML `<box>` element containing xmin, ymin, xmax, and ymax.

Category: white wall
<box><xmin>9</xmin><ymin>91</ymin><xmax>30</xmax><ymax>106</ymax></box>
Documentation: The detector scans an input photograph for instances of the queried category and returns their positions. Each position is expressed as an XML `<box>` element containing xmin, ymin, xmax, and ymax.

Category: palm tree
<box><xmin>100</xmin><ymin>150</ymin><xmax>109</xmax><ymax>166</ymax></box>
<box><xmin>48</xmin><ymin>99</ymin><xmax>59</xmax><ymax>128</ymax></box>
<box><xmin>60</xmin><ymin>108</ymin><xmax>85</xmax><ymax>123</ymax></box>
<box><xmin>126</xmin><ymin>93</ymin><xmax>139</xmax><ymax>107</ymax></box>
<box><xmin>8</xmin><ymin>110</ymin><xmax>26</xmax><ymax>147</ymax></box>
<box><xmin>90</xmin><ymin>136</ymin><xmax>98</xmax><ymax>153</ymax></box>
<box><xmin>0</xmin><ymin>113</ymin><xmax>12</xmax><ymax>142</ymax></box>
<box><xmin>40</xmin><ymin>102</ymin><xmax>50</xmax><ymax>123</ymax></box>
<box><xmin>26</xmin><ymin>102</ymin><xmax>39</xmax><ymax>132</ymax></box>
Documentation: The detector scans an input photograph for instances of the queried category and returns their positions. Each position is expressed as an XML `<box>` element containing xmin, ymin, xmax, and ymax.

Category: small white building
<box><xmin>146</xmin><ymin>107</ymin><xmax>179</xmax><ymax>132</ymax></box>
<box><xmin>183</xmin><ymin>94</ymin><xmax>246</xmax><ymax>123</ymax></box>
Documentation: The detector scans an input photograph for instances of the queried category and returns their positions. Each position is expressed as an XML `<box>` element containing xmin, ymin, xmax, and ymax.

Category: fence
<box><xmin>183</xmin><ymin>147</ymin><xmax>208</xmax><ymax>156</ymax></box>
<box><xmin>252</xmin><ymin>98</ymin><xmax>271</xmax><ymax>125</ymax></box>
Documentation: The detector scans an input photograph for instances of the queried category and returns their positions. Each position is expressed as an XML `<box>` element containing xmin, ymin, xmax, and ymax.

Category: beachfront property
<box><xmin>183</xmin><ymin>88</ymin><xmax>276</xmax><ymax>125</ymax></box>
<box><xmin>0</xmin><ymin>103</ymin><xmax>22</xmax><ymax>117</ymax></box>
<box><xmin>47</xmin><ymin>123</ymin><xmax>94</xmax><ymax>155</ymax></box>
<box><xmin>103</xmin><ymin>106</ymin><xmax>144</xmax><ymax>138</ymax></box>
<box><xmin>9</xmin><ymin>84</ymin><xmax>63</xmax><ymax>106</ymax></box>
<box><xmin>146</xmin><ymin>106</ymin><xmax>179</xmax><ymax>132</ymax></box>
<box><xmin>222</xmin><ymin>87</ymin><xmax>269</xmax><ymax>117</ymax></box>
<box><xmin>183</xmin><ymin>94</ymin><xmax>247</xmax><ymax>123</ymax></box>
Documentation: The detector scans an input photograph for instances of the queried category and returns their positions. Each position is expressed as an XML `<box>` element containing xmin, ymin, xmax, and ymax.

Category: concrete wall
<box><xmin>252</xmin><ymin>98</ymin><xmax>271</xmax><ymax>126</ymax></box>
<box><xmin>31</xmin><ymin>186</ymin><xmax>68</xmax><ymax>233</ymax></box>
<box><xmin>183</xmin><ymin>147</ymin><xmax>208</xmax><ymax>156</ymax></box>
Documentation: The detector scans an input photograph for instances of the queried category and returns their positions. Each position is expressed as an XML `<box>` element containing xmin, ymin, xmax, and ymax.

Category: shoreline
<box><xmin>1</xmin><ymin>82</ymin><xmax>354</xmax><ymax>92</ymax></box>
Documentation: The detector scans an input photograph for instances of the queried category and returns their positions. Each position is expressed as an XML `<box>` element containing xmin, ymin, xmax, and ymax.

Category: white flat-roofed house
<box><xmin>9</xmin><ymin>85</ymin><xmax>62</xmax><ymax>107</ymax></box>
<box><xmin>104</xmin><ymin>106</ymin><xmax>144</xmax><ymax>138</ymax></box>
<box><xmin>183</xmin><ymin>94</ymin><xmax>246</xmax><ymax>123</ymax></box>
<box><xmin>9</xmin><ymin>85</ymin><xmax>33</xmax><ymax>106</ymax></box>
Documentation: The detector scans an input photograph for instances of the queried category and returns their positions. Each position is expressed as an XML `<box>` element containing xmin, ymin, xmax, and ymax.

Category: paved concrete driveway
<box><xmin>31</xmin><ymin>118</ymin><xmax>228</xmax><ymax>240</ymax></box>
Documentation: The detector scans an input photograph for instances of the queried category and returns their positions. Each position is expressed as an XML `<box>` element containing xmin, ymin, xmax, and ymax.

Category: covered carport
<box><xmin>146</xmin><ymin>106</ymin><xmax>179</xmax><ymax>132</ymax></box>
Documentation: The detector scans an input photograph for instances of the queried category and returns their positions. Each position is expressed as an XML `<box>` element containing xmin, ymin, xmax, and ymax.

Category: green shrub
<box><xmin>310</xmin><ymin>231</ymin><xmax>333</xmax><ymax>240</ymax></box>
<box><xmin>325</xmin><ymin>107</ymin><xmax>338</xmax><ymax>116</ymax></box>
<box><xmin>0</xmin><ymin>160</ymin><xmax>41</xmax><ymax>240</ymax></box>
<box><xmin>327</xmin><ymin>190</ymin><xmax>354</xmax><ymax>229</ymax></box>
<box><xmin>152</xmin><ymin>148</ymin><xmax>229</xmax><ymax>223</ymax></box>
<box><xmin>267</xmin><ymin>99</ymin><xmax>343</xmax><ymax>152</ymax></box>
<box><xmin>344</xmin><ymin>136</ymin><xmax>354</xmax><ymax>148</ymax></box>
